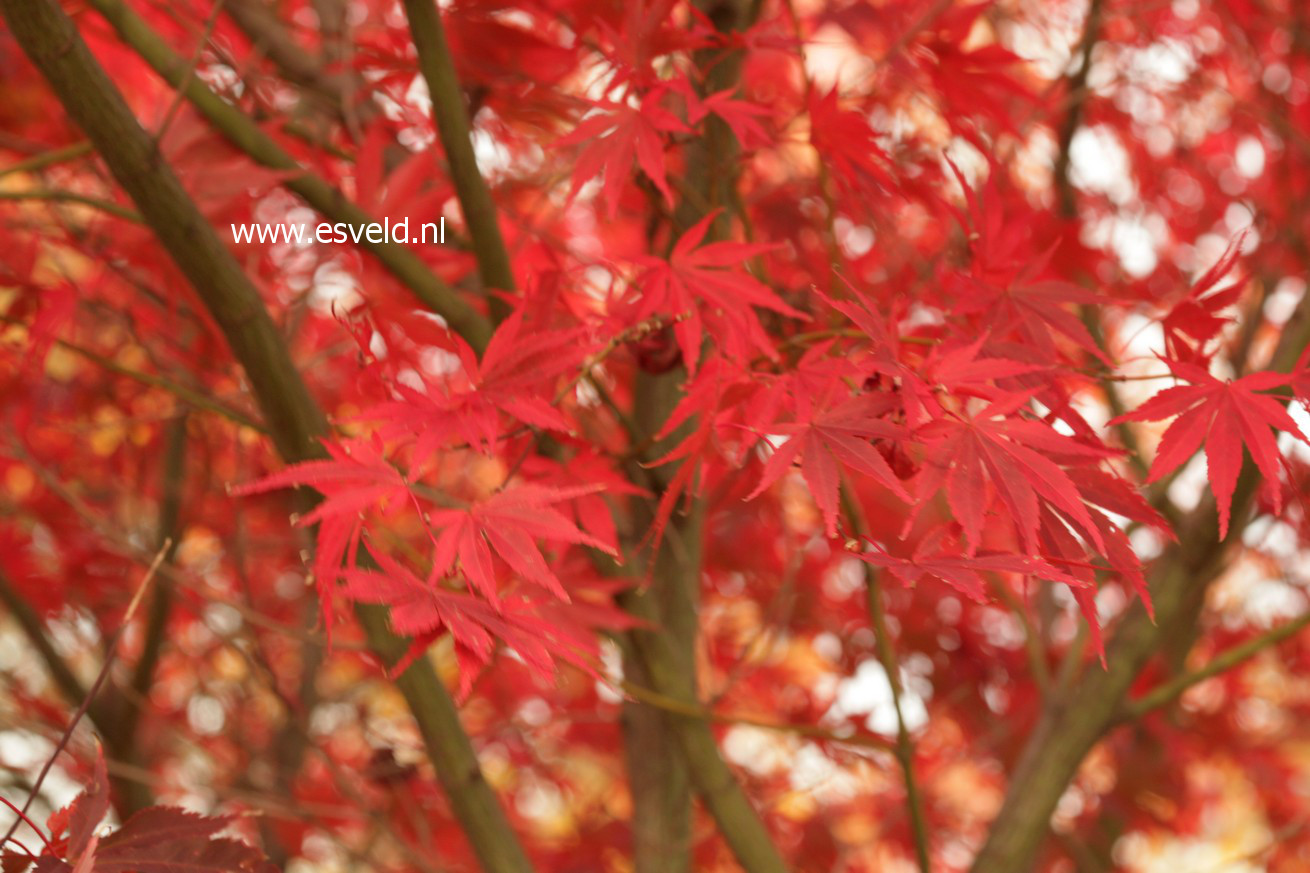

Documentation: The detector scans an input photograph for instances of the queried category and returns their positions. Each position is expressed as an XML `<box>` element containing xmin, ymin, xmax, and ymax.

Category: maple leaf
<box><xmin>427</xmin><ymin>484</ymin><xmax>618</xmax><ymax>605</ymax></box>
<box><xmin>943</xmin><ymin>160</ymin><xmax>1107</xmax><ymax>364</ymax></box>
<box><xmin>628</xmin><ymin>211</ymin><xmax>804</xmax><ymax>373</ymax></box>
<box><xmin>90</xmin><ymin>806</ymin><xmax>273</xmax><ymax>873</ymax></box>
<box><xmin>342</xmin><ymin>552</ymin><xmax>636</xmax><ymax>697</ymax></box>
<box><xmin>231</xmin><ymin>435</ymin><xmax>414</xmax><ymax>636</ymax></box>
<box><xmin>858</xmin><ymin>528</ymin><xmax>1080</xmax><ymax>602</ymax></box>
<box><xmin>919</xmin><ymin>3</ymin><xmax>1031</xmax><ymax>135</ymax></box>
<box><xmin>555</xmin><ymin>86</ymin><xmax>691</xmax><ymax>217</ymax></box>
<box><xmin>14</xmin><ymin>747</ymin><xmax>271</xmax><ymax>873</ymax></box>
<box><xmin>910</xmin><ymin>390</ymin><xmax>1116</xmax><ymax>555</ymax></box>
<box><xmin>1111</xmin><ymin>360</ymin><xmax>1309</xmax><ymax>538</ymax></box>
<box><xmin>1160</xmin><ymin>232</ymin><xmax>1248</xmax><ymax>362</ymax></box>
<box><xmin>748</xmin><ymin>389</ymin><xmax>911</xmax><ymax>537</ymax></box>
<box><xmin>362</xmin><ymin>311</ymin><xmax>587</xmax><ymax>462</ymax></box>
<box><xmin>684</xmin><ymin>86</ymin><xmax>772</xmax><ymax>151</ymax></box>
<box><xmin>807</xmin><ymin>88</ymin><xmax>893</xmax><ymax>196</ymax></box>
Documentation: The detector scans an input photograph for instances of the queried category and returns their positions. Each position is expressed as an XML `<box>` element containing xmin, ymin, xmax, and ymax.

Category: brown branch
<box><xmin>118</xmin><ymin>416</ymin><xmax>188</xmax><ymax>785</ymax></box>
<box><xmin>620</xmin><ymin>678</ymin><xmax>895</xmax><ymax>753</ymax></box>
<box><xmin>0</xmin><ymin>313</ymin><xmax>267</xmax><ymax>433</ymax></box>
<box><xmin>1052</xmin><ymin>0</ymin><xmax>1104</xmax><ymax>219</ymax></box>
<box><xmin>224</xmin><ymin>0</ymin><xmax>371</xmax><ymax>129</ymax></box>
<box><xmin>0</xmin><ymin>3</ymin><xmax>531</xmax><ymax>871</ymax></box>
<box><xmin>0</xmin><ymin>568</ymin><xmax>93</xmax><ymax>719</ymax></box>
<box><xmin>0</xmin><ymin>188</ymin><xmax>141</xmax><ymax>222</ymax></box>
<box><xmin>1</xmin><ymin>542</ymin><xmax>167</xmax><ymax>846</ymax></box>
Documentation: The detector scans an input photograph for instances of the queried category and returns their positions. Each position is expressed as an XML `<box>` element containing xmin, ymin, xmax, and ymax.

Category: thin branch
<box><xmin>0</xmin><ymin>188</ymin><xmax>141</xmax><ymax>222</ymax></box>
<box><xmin>224</xmin><ymin>0</ymin><xmax>368</xmax><ymax>128</ymax></box>
<box><xmin>154</xmin><ymin>0</ymin><xmax>225</xmax><ymax>144</ymax></box>
<box><xmin>1118</xmin><ymin>610</ymin><xmax>1310</xmax><ymax>721</ymax></box>
<box><xmin>119</xmin><ymin>414</ymin><xmax>188</xmax><ymax>785</ymax></box>
<box><xmin>0</xmin><ymin>568</ymin><xmax>91</xmax><ymax>715</ymax></box>
<box><xmin>842</xmin><ymin>486</ymin><xmax>932</xmax><ymax>873</ymax></box>
<box><xmin>620</xmin><ymin>678</ymin><xmax>894</xmax><ymax>752</ymax></box>
<box><xmin>0</xmin><ymin>313</ymin><xmax>267</xmax><ymax>432</ymax></box>
<box><xmin>1</xmin><ymin>542</ymin><xmax>168</xmax><ymax>847</ymax></box>
<box><xmin>0</xmin><ymin>142</ymin><xmax>93</xmax><ymax>179</ymax></box>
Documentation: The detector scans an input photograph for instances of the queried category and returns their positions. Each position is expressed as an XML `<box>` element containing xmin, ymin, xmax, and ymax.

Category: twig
<box><xmin>1117</xmin><ymin>610</ymin><xmax>1310</xmax><ymax>721</ymax></box>
<box><xmin>0</xmin><ymin>188</ymin><xmax>141</xmax><ymax>222</ymax></box>
<box><xmin>0</xmin><ymin>314</ymin><xmax>267</xmax><ymax>432</ymax></box>
<box><xmin>153</xmin><ymin>0</ymin><xmax>225</xmax><ymax>144</ymax></box>
<box><xmin>1</xmin><ymin>542</ymin><xmax>169</xmax><ymax>846</ymax></box>
<box><xmin>400</xmin><ymin>0</ymin><xmax>515</xmax><ymax>321</ymax></box>
<box><xmin>619</xmin><ymin>678</ymin><xmax>895</xmax><ymax>753</ymax></box>
<box><xmin>841</xmin><ymin>485</ymin><xmax>932</xmax><ymax>873</ymax></box>
<box><xmin>0</xmin><ymin>142</ymin><xmax>93</xmax><ymax>179</ymax></box>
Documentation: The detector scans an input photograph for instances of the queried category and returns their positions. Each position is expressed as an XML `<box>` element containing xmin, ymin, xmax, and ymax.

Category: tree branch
<box><xmin>82</xmin><ymin>0</ymin><xmax>493</xmax><ymax>350</ymax></box>
<box><xmin>843</xmin><ymin>486</ymin><xmax>932</xmax><ymax>873</ymax></box>
<box><xmin>1117</xmin><ymin>609</ymin><xmax>1310</xmax><ymax>722</ymax></box>
<box><xmin>968</xmin><ymin>282</ymin><xmax>1310</xmax><ymax>873</ymax></box>
<box><xmin>224</xmin><ymin>0</ymin><xmax>371</xmax><ymax>129</ymax></box>
<box><xmin>0</xmin><ymin>3</ymin><xmax>530</xmax><ymax>869</ymax></box>
<box><xmin>401</xmin><ymin>0</ymin><xmax>515</xmax><ymax>319</ymax></box>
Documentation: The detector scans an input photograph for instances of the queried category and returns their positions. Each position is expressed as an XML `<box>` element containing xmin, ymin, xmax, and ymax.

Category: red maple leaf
<box><xmin>9</xmin><ymin>747</ymin><xmax>272</xmax><ymax>873</ymax></box>
<box><xmin>361</xmin><ymin>310</ymin><xmax>588</xmax><ymax>462</ymax></box>
<box><xmin>1160</xmin><ymin>232</ymin><xmax>1248</xmax><ymax>363</ymax></box>
<box><xmin>807</xmin><ymin>87</ymin><xmax>893</xmax><ymax>196</ymax></box>
<box><xmin>628</xmin><ymin>211</ymin><xmax>804</xmax><ymax>373</ymax></box>
<box><xmin>342</xmin><ymin>551</ymin><xmax>636</xmax><ymax>697</ymax></box>
<box><xmin>1111</xmin><ymin>360</ymin><xmax>1309</xmax><ymax>538</ymax></box>
<box><xmin>858</xmin><ymin>527</ymin><xmax>1081</xmax><ymax>602</ymax></box>
<box><xmin>427</xmin><ymin>484</ymin><xmax>618</xmax><ymax>605</ymax></box>
<box><xmin>910</xmin><ymin>390</ymin><xmax>1116</xmax><ymax>555</ymax></box>
<box><xmin>555</xmin><ymin>86</ymin><xmax>691</xmax><ymax>217</ymax></box>
<box><xmin>231</xmin><ymin>435</ymin><xmax>416</xmax><ymax>637</ymax></box>
<box><xmin>748</xmin><ymin>389</ymin><xmax>911</xmax><ymax>537</ymax></box>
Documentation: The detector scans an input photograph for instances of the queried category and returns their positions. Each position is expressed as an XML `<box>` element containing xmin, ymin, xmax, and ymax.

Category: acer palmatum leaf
<box><xmin>1112</xmin><ymin>359</ymin><xmax>1309</xmax><ymax>538</ymax></box>
<box><xmin>428</xmin><ymin>484</ymin><xmax>618</xmax><ymax>605</ymax></box>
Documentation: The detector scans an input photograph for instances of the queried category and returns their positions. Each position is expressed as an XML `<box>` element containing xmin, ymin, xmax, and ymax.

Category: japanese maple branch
<box><xmin>0</xmin><ymin>542</ymin><xmax>166</xmax><ymax>847</ymax></box>
<box><xmin>0</xmin><ymin>568</ymin><xmax>93</xmax><ymax>719</ymax></box>
<box><xmin>0</xmin><ymin>314</ymin><xmax>266</xmax><ymax>433</ymax></box>
<box><xmin>224</xmin><ymin>0</ymin><xmax>369</xmax><ymax>127</ymax></box>
<box><xmin>0</xmin><ymin>142</ymin><xmax>93</xmax><ymax>179</ymax></box>
<box><xmin>1117</xmin><ymin>609</ymin><xmax>1310</xmax><ymax>722</ymax></box>
<box><xmin>842</xmin><ymin>486</ymin><xmax>932</xmax><ymax>873</ymax></box>
<box><xmin>619</xmin><ymin>678</ymin><xmax>895</xmax><ymax>752</ymax></box>
<box><xmin>1052</xmin><ymin>0</ymin><xmax>1104</xmax><ymax>219</ymax></box>
<box><xmin>967</xmin><ymin>272</ymin><xmax>1310</xmax><ymax>873</ymax></box>
<box><xmin>82</xmin><ymin>0</ymin><xmax>493</xmax><ymax>350</ymax></box>
<box><xmin>0</xmin><ymin>3</ymin><xmax>532</xmax><ymax>871</ymax></box>
<box><xmin>605</xmin><ymin>12</ymin><xmax>798</xmax><ymax>873</ymax></box>
<box><xmin>154</xmin><ymin>0</ymin><xmax>225</xmax><ymax>144</ymax></box>
<box><xmin>401</xmin><ymin>0</ymin><xmax>515</xmax><ymax>319</ymax></box>
<box><xmin>0</xmin><ymin>189</ymin><xmax>141</xmax><ymax>222</ymax></box>
<box><xmin>119</xmin><ymin>415</ymin><xmax>188</xmax><ymax>772</ymax></box>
